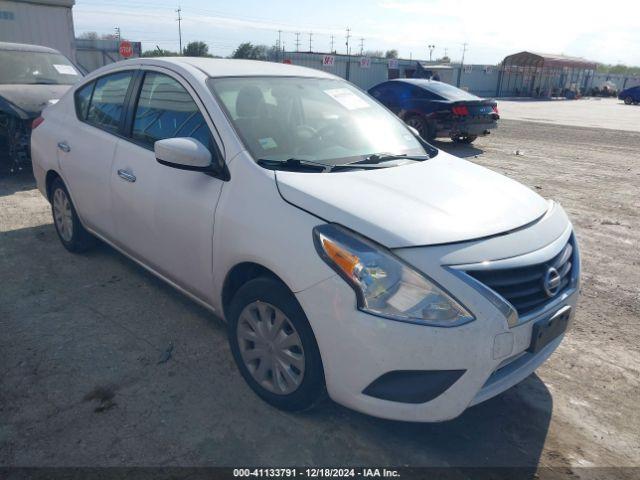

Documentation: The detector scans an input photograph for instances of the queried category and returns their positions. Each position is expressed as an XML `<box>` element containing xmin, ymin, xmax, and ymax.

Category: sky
<box><xmin>73</xmin><ymin>0</ymin><xmax>640</xmax><ymax>66</ymax></box>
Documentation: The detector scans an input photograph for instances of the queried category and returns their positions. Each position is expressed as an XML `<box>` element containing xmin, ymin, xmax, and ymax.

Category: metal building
<box><xmin>75</xmin><ymin>38</ymin><xmax>142</xmax><ymax>72</ymax></box>
<box><xmin>274</xmin><ymin>51</ymin><xmax>458</xmax><ymax>91</ymax></box>
<box><xmin>0</xmin><ymin>0</ymin><xmax>76</xmax><ymax>60</ymax></box>
<box><xmin>496</xmin><ymin>51</ymin><xmax>597</xmax><ymax>97</ymax></box>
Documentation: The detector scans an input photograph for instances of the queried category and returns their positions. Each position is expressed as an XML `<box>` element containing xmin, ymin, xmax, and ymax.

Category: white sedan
<box><xmin>30</xmin><ymin>57</ymin><xmax>580</xmax><ymax>421</ymax></box>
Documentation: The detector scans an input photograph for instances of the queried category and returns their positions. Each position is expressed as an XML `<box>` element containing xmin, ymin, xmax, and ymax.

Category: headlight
<box><xmin>313</xmin><ymin>224</ymin><xmax>474</xmax><ymax>326</ymax></box>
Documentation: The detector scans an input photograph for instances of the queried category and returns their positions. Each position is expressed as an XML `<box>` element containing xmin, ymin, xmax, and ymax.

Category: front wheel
<box><xmin>452</xmin><ymin>134</ymin><xmax>478</xmax><ymax>144</ymax></box>
<box><xmin>227</xmin><ymin>277</ymin><xmax>326</xmax><ymax>411</ymax></box>
<box><xmin>624</xmin><ymin>96</ymin><xmax>633</xmax><ymax>105</ymax></box>
<box><xmin>50</xmin><ymin>178</ymin><xmax>95</xmax><ymax>253</ymax></box>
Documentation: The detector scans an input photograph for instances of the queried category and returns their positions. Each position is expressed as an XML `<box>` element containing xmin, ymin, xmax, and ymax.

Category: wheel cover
<box><xmin>406</xmin><ymin>117</ymin><xmax>423</xmax><ymax>130</ymax></box>
<box><xmin>237</xmin><ymin>301</ymin><xmax>305</xmax><ymax>395</ymax></box>
<box><xmin>53</xmin><ymin>188</ymin><xmax>73</xmax><ymax>242</ymax></box>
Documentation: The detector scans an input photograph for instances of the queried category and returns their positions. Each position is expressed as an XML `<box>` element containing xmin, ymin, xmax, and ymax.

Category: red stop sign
<box><xmin>119</xmin><ymin>41</ymin><xmax>133</xmax><ymax>58</ymax></box>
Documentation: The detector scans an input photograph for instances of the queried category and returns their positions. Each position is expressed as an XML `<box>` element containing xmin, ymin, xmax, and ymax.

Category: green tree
<box><xmin>385</xmin><ymin>49</ymin><xmax>398</xmax><ymax>59</ymax></box>
<box><xmin>597</xmin><ymin>63</ymin><xmax>640</xmax><ymax>75</ymax></box>
<box><xmin>231</xmin><ymin>42</ymin><xmax>271</xmax><ymax>60</ymax></box>
<box><xmin>364</xmin><ymin>50</ymin><xmax>383</xmax><ymax>58</ymax></box>
<box><xmin>183</xmin><ymin>41</ymin><xmax>210</xmax><ymax>57</ymax></box>
<box><xmin>142</xmin><ymin>48</ymin><xmax>178</xmax><ymax>57</ymax></box>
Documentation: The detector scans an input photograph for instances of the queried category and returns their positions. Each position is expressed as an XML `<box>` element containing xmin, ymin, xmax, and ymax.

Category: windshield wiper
<box><xmin>257</xmin><ymin>158</ymin><xmax>333</xmax><ymax>172</ymax></box>
<box><xmin>257</xmin><ymin>157</ymin><xmax>407</xmax><ymax>173</ymax></box>
<box><xmin>351</xmin><ymin>153</ymin><xmax>432</xmax><ymax>165</ymax></box>
<box><xmin>32</xmin><ymin>78</ymin><xmax>58</xmax><ymax>85</ymax></box>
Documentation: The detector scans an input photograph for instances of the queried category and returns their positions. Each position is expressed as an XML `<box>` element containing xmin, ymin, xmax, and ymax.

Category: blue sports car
<box><xmin>369</xmin><ymin>79</ymin><xmax>499</xmax><ymax>144</ymax></box>
<box><xmin>618</xmin><ymin>85</ymin><xmax>640</xmax><ymax>105</ymax></box>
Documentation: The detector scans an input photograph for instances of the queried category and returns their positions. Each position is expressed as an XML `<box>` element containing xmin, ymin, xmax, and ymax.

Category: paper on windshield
<box><xmin>323</xmin><ymin>88</ymin><xmax>369</xmax><ymax>110</ymax></box>
<box><xmin>53</xmin><ymin>64</ymin><xmax>78</xmax><ymax>75</ymax></box>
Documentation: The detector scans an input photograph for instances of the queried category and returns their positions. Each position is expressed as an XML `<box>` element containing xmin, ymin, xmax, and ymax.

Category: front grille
<box><xmin>465</xmin><ymin>238</ymin><xmax>574</xmax><ymax>316</ymax></box>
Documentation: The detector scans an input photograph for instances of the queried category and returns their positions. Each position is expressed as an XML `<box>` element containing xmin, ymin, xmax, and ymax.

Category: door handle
<box><xmin>117</xmin><ymin>169</ymin><xmax>136</xmax><ymax>183</ymax></box>
<box><xmin>57</xmin><ymin>141</ymin><xmax>71</xmax><ymax>153</ymax></box>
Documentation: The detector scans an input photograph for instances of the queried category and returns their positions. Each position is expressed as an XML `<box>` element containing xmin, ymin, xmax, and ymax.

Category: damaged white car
<box><xmin>0</xmin><ymin>41</ymin><xmax>81</xmax><ymax>173</ymax></box>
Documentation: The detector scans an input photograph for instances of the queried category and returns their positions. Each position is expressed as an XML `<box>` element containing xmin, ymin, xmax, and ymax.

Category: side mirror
<box><xmin>154</xmin><ymin>137</ymin><xmax>212</xmax><ymax>171</ymax></box>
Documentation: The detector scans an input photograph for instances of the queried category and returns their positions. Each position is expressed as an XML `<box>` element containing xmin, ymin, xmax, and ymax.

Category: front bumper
<box><xmin>297</xmin><ymin>275</ymin><xmax>577</xmax><ymax>422</ymax></box>
<box><xmin>296</xmin><ymin>205</ymin><xmax>579</xmax><ymax>422</ymax></box>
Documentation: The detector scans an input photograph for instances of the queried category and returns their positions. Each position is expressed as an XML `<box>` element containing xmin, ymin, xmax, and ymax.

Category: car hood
<box><xmin>275</xmin><ymin>151</ymin><xmax>549</xmax><ymax>248</ymax></box>
<box><xmin>0</xmin><ymin>84</ymin><xmax>72</xmax><ymax>119</ymax></box>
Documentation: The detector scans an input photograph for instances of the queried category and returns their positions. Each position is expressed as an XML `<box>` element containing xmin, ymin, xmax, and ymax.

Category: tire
<box><xmin>50</xmin><ymin>178</ymin><xmax>95</xmax><ymax>253</ymax></box>
<box><xmin>405</xmin><ymin>115</ymin><xmax>435</xmax><ymax>141</ymax></box>
<box><xmin>624</xmin><ymin>97</ymin><xmax>633</xmax><ymax>105</ymax></box>
<box><xmin>452</xmin><ymin>134</ymin><xmax>478</xmax><ymax>144</ymax></box>
<box><xmin>227</xmin><ymin>277</ymin><xmax>326</xmax><ymax>411</ymax></box>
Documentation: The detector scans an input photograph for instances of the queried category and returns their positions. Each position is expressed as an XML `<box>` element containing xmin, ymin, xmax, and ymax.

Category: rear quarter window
<box><xmin>74</xmin><ymin>82</ymin><xmax>95</xmax><ymax>120</ymax></box>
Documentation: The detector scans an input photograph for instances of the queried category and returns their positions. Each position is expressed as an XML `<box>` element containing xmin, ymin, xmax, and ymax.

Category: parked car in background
<box><xmin>369</xmin><ymin>79</ymin><xmax>499</xmax><ymax>144</ymax></box>
<box><xmin>0</xmin><ymin>42</ymin><xmax>81</xmax><ymax>173</ymax></box>
<box><xmin>618</xmin><ymin>85</ymin><xmax>640</xmax><ymax>105</ymax></box>
<box><xmin>31</xmin><ymin>58</ymin><xmax>579</xmax><ymax>421</ymax></box>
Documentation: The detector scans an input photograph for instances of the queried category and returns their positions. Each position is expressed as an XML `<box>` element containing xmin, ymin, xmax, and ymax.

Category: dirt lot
<box><xmin>499</xmin><ymin>97</ymin><xmax>640</xmax><ymax>133</ymax></box>
<box><xmin>1</xmin><ymin>115</ymin><xmax>639</xmax><ymax>474</ymax></box>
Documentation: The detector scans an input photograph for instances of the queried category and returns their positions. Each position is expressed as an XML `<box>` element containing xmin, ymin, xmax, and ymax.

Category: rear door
<box><xmin>110</xmin><ymin>67</ymin><xmax>226</xmax><ymax>302</ymax></box>
<box><xmin>57</xmin><ymin>70</ymin><xmax>136</xmax><ymax>237</ymax></box>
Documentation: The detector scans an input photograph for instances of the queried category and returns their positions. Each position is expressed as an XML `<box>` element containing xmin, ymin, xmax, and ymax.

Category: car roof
<box><xmin>387</xmin><ymin>78</ymin><xmax>448</xmax><ymax>88</ymax></box>
<box><xmin>0</xmin><ymin>41</ymin><xmax>61</xmax><ymax>54</ymax></box>
<box><xmin>103</xmin><ymin>57</ymin><xmax>340</xmax><ymax>80</ymax></box>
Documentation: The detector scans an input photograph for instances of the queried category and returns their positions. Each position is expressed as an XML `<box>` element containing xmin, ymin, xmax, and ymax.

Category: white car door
<box><xmin>110</xmin><ymin>68</ymin><xmax>227</xmax><ymax>304</ymax></box>
<box><xmin>58</xmin><ymin>70</ymin><xmax>136</xmax><ymax>237</ymax></box>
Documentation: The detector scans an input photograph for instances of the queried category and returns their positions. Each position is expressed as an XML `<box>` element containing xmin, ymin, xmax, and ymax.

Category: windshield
<box><xmin>424</xmin><ymin>82</ymin><xmax>480</xmax><ymax>101</ymax></box>
<box><xmin>208</xmin><ymin>77</ymin><xmax>427</xmax><ymax>166</ymax></box>
<box><xmin>0</xmin><ymin>50</ymin><xmax>80</xmax><ymax>85</ymax></box>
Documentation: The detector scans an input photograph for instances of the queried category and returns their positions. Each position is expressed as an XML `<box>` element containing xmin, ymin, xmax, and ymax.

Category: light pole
<box><xmin>428</xmin><ymin>44</ymin><xmax>435</xmax><ymax>62</ymax></box>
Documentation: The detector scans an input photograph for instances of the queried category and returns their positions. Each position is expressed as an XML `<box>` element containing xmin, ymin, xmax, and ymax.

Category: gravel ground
<box><xmin>0</xmin><ymin>118</ymin><xmax>638</xmax><ymax>475</ymax></box>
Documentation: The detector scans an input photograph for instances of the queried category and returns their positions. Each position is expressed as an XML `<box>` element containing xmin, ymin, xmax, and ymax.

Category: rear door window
<box><xmin>86</xmin><ymin>71</ymin><xmax>134</xmax><ymax>133</ymax></box>
<box><xmin>131</xmin><ymin>72</ymin><xmax>212</xmax><ymax>150</ymax></box>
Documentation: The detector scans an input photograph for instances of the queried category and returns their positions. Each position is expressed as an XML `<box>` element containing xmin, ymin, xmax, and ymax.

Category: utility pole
<box><xmin>457</xmin><ymin>42</ymin><xmax>468</xmax><ymax>87</ymax></box>
<box><xmin>175</xmin><ymin>6</ymin><xmax>182</xmax><ymax>54</ymax></box>
<box><xmin>114</xmin><ymin>27</ymin><xmax>121</xmax><ymax>40</ymax></box>
<box><xmin>428</xmin><ymin>44</ymin><xmax>435</xmax><ymax>62</ymax></box>
<box><xmin>295</xmin><ymin>32</ymin><xmax>300</xmax><ymax>52</ymax></box>
<box><xmin>345</xmin><ymin>27</ymin><xmax>351</xmax><ymax>80</ymax></box>
<box><xmin>308</xmin><ymin>32</ymin><xmax>313</xmax><ymax>53</ymax></box>
<box><xmin>277</xmin><ymin>30</ymin><xmax>282</xmax><ymax>61</ymax></box>
<box><xmin>359</xmin><ymin>38</ymin><xmax>364</xmax><ymax>56</ymax></box>
<box><xmin>444</xmin><ymin>47</ymin><xmax>448</xmax><ymax>58</ymax></box>
<box><xmin>330</xmin><ymin>35</ymin><xmax>335</xmax><ymax>53</ymax></box>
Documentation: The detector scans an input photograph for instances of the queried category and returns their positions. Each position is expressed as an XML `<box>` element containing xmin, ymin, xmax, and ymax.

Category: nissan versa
<box><xmin>30</xmin><ymin>58</ymin><xmax>580</xmax><ymax>422</ymax></box>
